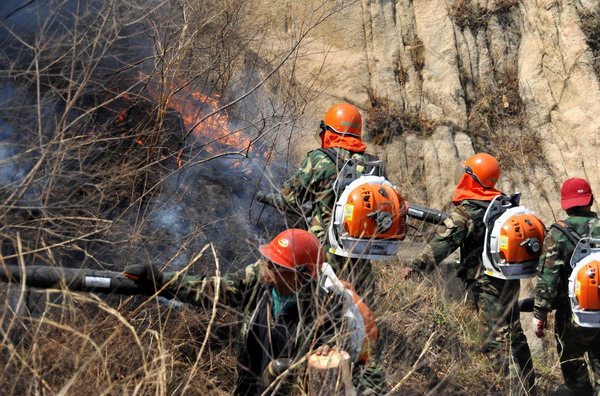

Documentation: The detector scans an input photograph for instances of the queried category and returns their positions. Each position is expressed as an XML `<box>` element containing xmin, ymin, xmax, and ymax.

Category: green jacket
<box><xmin>161</xmin><ymin>260</ymin><xmax>343</xmax><ymax>395</ymax></box>
<box><xmin>281</xmin><ymin>148</ymin><xmax>369</xmax><ymax>240</ymax></box>
<box><xmin>412</xmin><ymin>199</ymin><xmax>490</xmax><ymax>283</ymax></box>
<box><xmin>533</xmin><ymin>210</ymin><xmax>600</xmax><ymax>320</ymax></box>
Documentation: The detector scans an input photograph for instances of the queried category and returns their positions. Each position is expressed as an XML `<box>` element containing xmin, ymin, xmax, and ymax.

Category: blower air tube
<box><xmin>406</xmin><ymin>203</ymin><xmax>450</xmax><ymax>224</ymax></box>
<box><xmin>0</xmin><ymin>265</ymin><xmax>159</xmax><ymax>296</ymax></box>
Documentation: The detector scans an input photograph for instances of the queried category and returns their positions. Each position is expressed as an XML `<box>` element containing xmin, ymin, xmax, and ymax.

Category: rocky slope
<box><xmin>262</xmin><ymin>0</ymin><xmax>600</xmax><ymax>222</ymax></box>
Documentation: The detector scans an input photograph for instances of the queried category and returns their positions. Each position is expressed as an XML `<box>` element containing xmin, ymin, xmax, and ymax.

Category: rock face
<box><xmin>262</xmin><ymin>0</ymin><xmax>600</xmax><ymax>221</ymax></box>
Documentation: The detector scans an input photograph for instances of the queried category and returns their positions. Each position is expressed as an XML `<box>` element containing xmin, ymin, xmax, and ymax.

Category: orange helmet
<box><xmin>321</xmin><ymin>103</ymin><xmax>362</xmax><ymax>137</ymax></box>
<box><xmin>462</xmin><ymin>153</ymin><xmax>500</xmax><ymax>188</ymax></box>
<box><xmin>259</xmin><ymin>229</ymin><xmax>324</xmax><ymax>279</ymax></box>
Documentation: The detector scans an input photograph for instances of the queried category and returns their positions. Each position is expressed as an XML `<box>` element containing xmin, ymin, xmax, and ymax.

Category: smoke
<box><xmin>0</xmin><ymin>0</ymin><xmax>292</xmax><ymax>276</ymax></box>
<box><xmin>0</xmin><ymin>120</ymin><xmax>27</xmax><ymax>187</ymax></box>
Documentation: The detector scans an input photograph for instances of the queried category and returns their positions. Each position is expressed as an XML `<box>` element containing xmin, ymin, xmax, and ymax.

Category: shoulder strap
<box><xmin>551</xmin><ymin>221</ymin><xmax>582</xmax><ymax>246</ymax></box>
<box><xmin>362</xmin><ymin>152</ymin><xmax>379</xmax><ymax>162</ymax></box>
<box><xmin>466</xmin><ymin>199</ymin><xmax>491</xmax><ymax>209</ymax></box>
<box><xmin>316</xmin><ymin>147</ymin><xmax>344</xmax><ymax>168</ymax></box>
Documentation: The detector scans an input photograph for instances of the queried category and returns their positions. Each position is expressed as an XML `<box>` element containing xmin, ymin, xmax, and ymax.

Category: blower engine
<box><xmin>568</xmin><ymin>238</ymin><xmax>600</xmax><ymax>327</ymax></box>
<box><xmin>328</xmin><ymin>157</ymin><xmax>407</xmax><ymax>260</ymax></box>
<box><xmin>482</xmin><ymin>194</ymin><xmax>545</xmax><ymax>279</ymax></box>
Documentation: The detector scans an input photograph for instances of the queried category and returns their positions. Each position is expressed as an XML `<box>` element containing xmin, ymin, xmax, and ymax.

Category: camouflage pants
<box><xmin>474</xmin><ymin>275</ymin><xmax>535</xmax><ymax>393</ymax></box>
<box><xmin>555</xmin><ymin>306</ymin><xmax>600</xmax><ymax>395</ymax></box>
<box><xmin>355</xmin><ymin>343</ymin><xmax>389</xmax><ymax>395</ymax></box>
<box><xmin>324</xmin><ymin>246</ymin><xmax>386</xmax><ymax>394</ymax></box>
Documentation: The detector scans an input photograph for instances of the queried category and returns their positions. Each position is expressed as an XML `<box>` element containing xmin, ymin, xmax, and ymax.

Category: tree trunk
<box><xmin>307</xmin><ymin>349</ymin><xmax>356</xmax><ymax>396</ymax></box>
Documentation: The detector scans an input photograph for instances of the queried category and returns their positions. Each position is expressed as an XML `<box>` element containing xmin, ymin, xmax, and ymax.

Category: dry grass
<box><xmin>449</xmin><ymin>0</ymin><xmax>519</xmax><ymax>32</ymax></box>
<box><xmin>465</xmin><ymin>67</ymin><xmax>546</xmax><ymax>171</ymax></box>
<box><xmin>374</xmin><ymin>258</ymin><xmax>565</xmax><ymax>395</ymax></box>
<box><xmin>364</xmin><ymin>95</ymin><xmax>437</xmax><ymax>145</ymax></box>
<box><xmin>376</xmin><ymin>260</ymin><xmax>503</xmax><ymax>395</ymax></box>
<box><xmin>0</xmin><ymin>259</ymin><xmax>568</xmax><ymax>395</ymax></box>
<box><xmin>0</xmin><ymin>287</ymin><xmax>238</xmax><ymax>395</ymax></box>
<box><xmin>579</xmin><ymin>8</ymin><xmax>600</xmax><ymax>75</ymax></box>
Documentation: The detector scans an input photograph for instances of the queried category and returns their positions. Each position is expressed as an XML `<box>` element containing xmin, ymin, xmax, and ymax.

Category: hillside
<box><xmin>1</xmin><ymin>0</ymin><xmax>599</xmax><ymax>394</ymax></box>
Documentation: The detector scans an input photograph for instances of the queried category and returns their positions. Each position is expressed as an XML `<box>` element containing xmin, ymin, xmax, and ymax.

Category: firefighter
<box><xmin>401</xmin><ymin>153</ymin><xmax>535</xmax><ymax>393</ymax></box>
<box><xmin>264</xmin><ymin>104</ymin><xmax>389</xmax><ymax>394</ymax></box>
<box><xmin>278</xmin><ymin>103</ymin><xmax>378</xmax><ymax>303</ymax></box>
<box><xmin>123</xmin><ymin>229</ymin><xmax>385</xmax><ymax>395</ymax></box>
<box><xmin>532</xmin><ymin>178</ymin><xmax>600</xmax><ymax>395</ymax></box>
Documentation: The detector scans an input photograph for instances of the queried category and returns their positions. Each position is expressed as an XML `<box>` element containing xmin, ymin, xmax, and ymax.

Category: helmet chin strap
<box><xmin>319</xmin><ymin>120</ymin><xmax>361</xmax><ymax>139</ymax></box>
<box><xmin>464</xmin><ymin>166</ymin><xmax>492</xmax><ymax>189</ymax></box>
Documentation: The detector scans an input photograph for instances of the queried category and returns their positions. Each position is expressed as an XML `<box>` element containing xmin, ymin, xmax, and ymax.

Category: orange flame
<box><xmin>147</xmin><ymin>82</ymin><xmax>251</xmax><ymax>154</ymax></box>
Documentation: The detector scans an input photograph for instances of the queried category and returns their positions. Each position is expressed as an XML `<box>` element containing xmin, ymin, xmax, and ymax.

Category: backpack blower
<box><xmin>568</xmin><ymin>237</ymin><xmax>600</xmax><ymax>327</ymax></box>
<box><xmin>482</xmin><ymin>194</ymin><xmax>545</xmax><ymax>279</ymax></box>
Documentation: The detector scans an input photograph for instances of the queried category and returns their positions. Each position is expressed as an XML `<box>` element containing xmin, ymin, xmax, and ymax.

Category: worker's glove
<box><xmin>123</xmin><ymin>263</ymin><xmax>163</xmax><ymax>293</ymax></box>
<box><xmin>255</xmin><ymin>190</ymin><xmax>269</xmax><ymax>204</ymax></box>
<box><xmin>262</xmin><ymin>358</ymin><xmax>292</xmax><ymax>391</ymax></box>
<box><xmin>532</xmin><ymin>317</ymin><xmax>546</xmax><ymax>338</ymax></box>
<box><xmin>314</xmin><ymin>344</ymin><xmax>341</xmax><ymax>357</ymax></box>
<box><xmin>255</xmin><ymin>191</ymin><xmax>286</xmax><ymax>212</ymax></box>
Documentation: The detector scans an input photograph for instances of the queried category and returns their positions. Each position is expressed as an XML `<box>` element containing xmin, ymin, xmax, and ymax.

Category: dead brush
<box><xmin>375</xmin><ymin>260</ymin><xmax>498</xmax><ymax>395</ymax></box>
<box><xmin>364</xmin><ymin>95</ymin><xmax>437</xmax><ymax>145</ymax></box>
<box><xmin>0</xmin><ymin>0</ymin><xmax>368</xmax><ymax>393</ymax></box>
<box><xmin>449</xmin><ymin>0</ymin><xmax>519</xmax><ymax>32</ymax></box>
<box><xmin>579</xmin><ymin>7</ymin><xmax>600</xmax><ymax>75</ymax></box>
<box><xmin>0</xmin><ymin>287</ymin><xmax>238</xmax><ymax>395</ymax></box>
<box><xmin>466</xmin><ymin>67</ymin><xmax>547</xmax><ymax>172</ymax></box>
<box><xmin>373</xmin><ymin>255</ymin><xmax>571</xmax><ymax>395</ymax></box>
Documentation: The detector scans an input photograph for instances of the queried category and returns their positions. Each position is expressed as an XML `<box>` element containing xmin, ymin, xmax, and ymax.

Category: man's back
<box><xmin>281</xmin><ymin>147</ymin><xmax>369</xmax><ymax>239</ymax></box>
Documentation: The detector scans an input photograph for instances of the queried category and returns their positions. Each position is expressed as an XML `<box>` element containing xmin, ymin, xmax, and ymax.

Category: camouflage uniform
<box><xmin>280</xmin><ymin>148</ymin><xmax>389</xmax><ymax>394</ymax></box>
<box><xmin>533</xmin><ymin>211</ymin><xmax>600</xmax><ymax>394</ymax></box>
<box><xmin>281</xmin><ymin>147</ymin><xmax>375</xmax><ymax>304</ymax></box>
<box><xmin>412</xmin><ymin>199</ymin><xmax>535</xmax><ymax>391</ymax></box>
<box><xmin>160</xmin><ymin>260</ymin><xmax>387</xmax><ymax>395</ymax></box>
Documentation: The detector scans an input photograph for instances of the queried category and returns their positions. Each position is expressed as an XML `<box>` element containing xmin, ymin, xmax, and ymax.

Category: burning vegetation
<box><xmin>0</xmin><ymin>0</ymin><xmax>336</xmax><ymax>393</ymax></box>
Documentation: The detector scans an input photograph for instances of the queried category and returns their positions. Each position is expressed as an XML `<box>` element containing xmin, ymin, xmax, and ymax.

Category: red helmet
<box><xmin>322</xmin><ymin>103</ymin><xmax>362</xmax><ymax>137</ymax></box>
<box><xmin>259</xmin><ymin>229</ymin><xmax>324</xmax><ymax>279</ymax></box>
<box><xmin>462</xmin><ymin>153</ymin><xmax>500</xmax><ymax>188</ymax></box>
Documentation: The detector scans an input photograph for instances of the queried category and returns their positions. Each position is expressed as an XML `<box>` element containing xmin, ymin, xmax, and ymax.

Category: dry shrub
<box><xmin>450</xmin><ymin>0</ymin><xmax>489</xmax><ymax>32</ymax></box>
<box><xmin>579</xmin><ymin>8</ymin><xmax>600</xmax><ymax>75</ymax></box>
<box><xmin>375</xmin><ymin>260</ymin><xmax>500</xmax><ymax>395</ymax></box>
<box><xmin>449</xmin><ymin>0</ymin><xmax>518</xmax><ymax>32</ymax></box>
<box><xmin>364</xmin><ymin>95</ymin><xmax>436</xmax><ymax>145</ymax></box>
<box><xmin>409</xmin><ymin>38</ymin><xmax>426</xmax><ymax>75</ymax></box>
<box><xmin>466</xmin><ymin>68</ymin><xmax>546</xmax><ymax>171</ymax></box>
<box><xmin>0</xmin><ymin>288</ymin><xmax>238</xmax><ymax>395</ymax></box>
<box><xmin>0</xmin><ymin>0</ymin><xmax>346</xmax><ymax>394</ymax></box>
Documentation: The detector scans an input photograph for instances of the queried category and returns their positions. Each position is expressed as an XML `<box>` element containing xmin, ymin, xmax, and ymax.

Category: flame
<box><xmin>104</xmin><ymin>76</ymin><xmax>274</xmax><ymax>172</ymax></box>
<box><xmin>175</xmin><ymin>89</ymin><xmax>249</xmax><ymax>154</ymax></box>
<box><xmin>176</xmin><ymin>149</ymin><xmax>184</xmax><ymax>168</ymax></box>
<box><xmin>115</xmin><ymin>108</ymin><xmax>127</xmax><ymax>123</ymax></box>
<box><xmin>146</xmin><ymin>82</ymin><xmax>252</xmax><ymax>155</ymax></box>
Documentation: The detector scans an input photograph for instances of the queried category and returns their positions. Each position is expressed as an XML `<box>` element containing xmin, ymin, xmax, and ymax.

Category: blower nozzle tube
<box><xmin>0</xmin><ymin>265</ymin><xmax>156</xmax><ymax>296</ymax></box>
<box><xmin>406</xmin><ymin>203</ymin><xmax>450</xmax><ymax>224</ymax></box>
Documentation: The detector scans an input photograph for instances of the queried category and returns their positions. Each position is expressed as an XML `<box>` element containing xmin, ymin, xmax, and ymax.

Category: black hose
<box><xmin>0</xmin><ymin>265</ymin><xmax>155</xmax><ymax>296</ymax></box>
